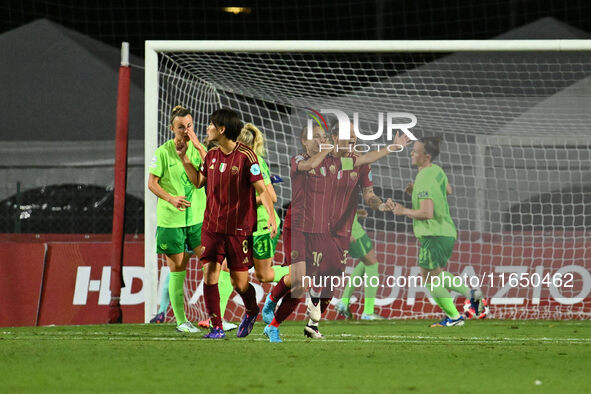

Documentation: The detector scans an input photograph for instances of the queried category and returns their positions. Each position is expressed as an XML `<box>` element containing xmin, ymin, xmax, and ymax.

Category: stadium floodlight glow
<box><xmin>145</xmin><ymin>40</ymin><xmax>591</xmax><ymax>323</ymax></box>
<box><xmin>222</xmin><ymin>7</ymin><xmax>252</xmax><ymax>15</ymax></box>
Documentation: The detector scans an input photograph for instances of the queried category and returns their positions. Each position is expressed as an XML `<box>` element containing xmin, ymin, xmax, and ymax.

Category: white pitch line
<box><xmin>2</xmin><ymin>332</ymin><xmax>590</xmax><ymax>344</ymax></box>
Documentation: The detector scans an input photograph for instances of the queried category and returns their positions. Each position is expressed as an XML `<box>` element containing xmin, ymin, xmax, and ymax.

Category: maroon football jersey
<box><xmin>290</xmin><ymin>153</ymin><xmax>335</xmax><ymax>233</ymax></box>
<box><xmin>200</xmin><ymin>142</ymin><xmax>263</xmax><ymax>235</ymax></box>
<box><xmin>328</xmin><ymin>154</ymin><xmax>373</xmax><ymax>237</ymax></box>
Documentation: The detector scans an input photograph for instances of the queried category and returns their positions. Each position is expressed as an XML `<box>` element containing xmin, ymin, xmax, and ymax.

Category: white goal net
<box><xmin>145</xmin><ymin>41</ymin><xmax>591</xmax><ymax>323</ymax></box>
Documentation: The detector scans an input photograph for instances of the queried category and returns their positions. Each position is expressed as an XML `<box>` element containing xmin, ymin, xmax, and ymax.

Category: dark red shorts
<box><xmin>200</xmin><ymin>230</ymin><xmax>253</xmax><ymax>272</ymax></box>
<box><xmin>308</xmin><ymin>233</ymin><xmax>349</xmax><ymax>276</ymax></box>
<box><xmin>289</xmin><ymin>231</ymin><xmax>349</xmax><ymax>274</ymax></box>
<box><xmin>286</xmin><ymin>228</ymin><xmax>305</xmax><ymax>267</ymax></box>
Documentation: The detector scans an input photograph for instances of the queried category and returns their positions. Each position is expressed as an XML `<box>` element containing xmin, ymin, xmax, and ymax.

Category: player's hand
<box><xmin>187</xmin><ymin>128</ymin><xmax>202</xmax><ymax>148</ymax></box>
<box><xmin>175</xmin><ymin>140</ymin><xmax>188</xmax><ymax>158</ymax></box>
<box><xmin>383</xmin><ymin>198</ymin><xmax>395</xmax><ymax>212</ymax></box>
<box><xmin>267</xmin><ymin>217</ymin><xmax>277</xmax><ymax>239</ymax></box>
<box><xmin>391</xmin><ymin>131</ymin><xmax>411</xmax><ymax>150</ymax></box>
<box><xmin>404</xmin><ymin>182</ymin><xmax>414</xmax><ymax>195</ymax></box>
<box><xmin>168</xmin><ymin>195</ymin><xmax>191</xmax><ymax>211</ymax></box>
<box><xmin>393</xmin><ymin>202</ymin><xmax>407</xmax><ymax>216</ymax></box>
<box><xmin>356</xmin><ymin>208</ymin><xmax>369</xmax><ymax>219</ymax></box>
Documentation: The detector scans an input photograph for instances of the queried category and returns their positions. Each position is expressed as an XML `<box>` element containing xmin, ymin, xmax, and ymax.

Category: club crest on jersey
<box><xmin>350</xmin><ymin>171</ymin><xmax>358</xmax><ymax>179</ymax></box>
<box><xmin>329</xmin><ymin>164</ymin><xmax>336</xmax><ymax>174</ymax></box>
<box><xmin>250</xmin><ymin>163</ymin><xmax>261</xmax><ymax>176</ymax></box>
<box><xmin>320</xmin><ymin>167</ymin><xmax>326</xmax><ymax>176</ymax></box>
<box><xmin>231</xmin><ymin>165</ymin><xmax>239</xmax><ymax>174</ymax></box>
<box><xmin>291</xmin><ymin>250</ymin><xmax>299</xmax><ymax>259</ymax></box>
<box><xmin>219</xmin><ymin>163</ymin><xmax>227</xmax><ymax>173</ymax></box>
<box><xmin>418</xmin><ymin>191</ymin><xmax>429</xmax><ymax>198</ymax></box>
<box><xmin>337</xmin><ymin>170</ymin><xmax>343</xmax><ymax>180</ymax></box>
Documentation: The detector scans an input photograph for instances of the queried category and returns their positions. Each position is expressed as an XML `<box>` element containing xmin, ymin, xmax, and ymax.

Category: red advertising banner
<box><xmin>0</xmin><ymin>243</ymin><xmax>47</xmax><ymax>326</ymax></box>
<box><xmin>0</xmin><ymin>238</ymin><xmax>144</xmax><ymax>327</ymax></box>
<box><xmin>2</xmin><ymin>232</ymin><xmax>590</xmax><ymax>327</ymax></box>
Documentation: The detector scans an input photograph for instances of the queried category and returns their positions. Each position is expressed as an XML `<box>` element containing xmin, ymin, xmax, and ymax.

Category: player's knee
<box><xmin>255</xmin><ymin>270</ymin><xmax>272</xmax><ymax>283</ymax></box>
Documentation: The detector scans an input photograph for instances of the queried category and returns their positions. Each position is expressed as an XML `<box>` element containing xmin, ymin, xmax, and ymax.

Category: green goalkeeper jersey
<box><xmin>411</xmin><ymin>163</ymin><xmax>457</xmax><ymax>240</ymax></box>
<box><xmin>351</xmin><ymin>213</ymin><xmax>367</xmax><ymax>240</ymax></box>
<box><xmin>255</xmin><ymin>155</ymin><xmax>280</xmax><ymax>232</ymax></box>
<box><xmin>149</xmin><ymin>139</ymin><xmax>206</xmax><ymax>228</ymax></box>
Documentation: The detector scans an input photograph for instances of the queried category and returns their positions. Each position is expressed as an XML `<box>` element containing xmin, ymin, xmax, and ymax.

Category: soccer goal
<box><xmin>145</xmin><ymin>40</ymin><xmax>591</xmax><ymax>323</ymax></box>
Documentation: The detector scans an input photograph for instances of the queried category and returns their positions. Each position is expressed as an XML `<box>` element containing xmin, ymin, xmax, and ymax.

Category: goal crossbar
<box><xmin>144</xmin><ymin>40</ymin><xmax>591</xmax><ymax>322</ymax></box>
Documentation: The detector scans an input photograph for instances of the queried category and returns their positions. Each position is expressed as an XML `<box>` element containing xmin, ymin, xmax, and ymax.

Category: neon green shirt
<box><xmin>351</xmin><ymin>214</ymin><xmax>367</xmax><ymax>240</ymax></box>
<box><xmin>411</xmin><ymin>164</ymin><xmax>457</xmax><ymax>239</ymax></box>
<box><xmin>256</xmin><ymin>155</ymin><xmax>280</xmax><ymax>232</ymax></box>
<box><xmin>149</xmin><ymin>139</ymin><xmax>206</xmax><ymax>228</ymax></box>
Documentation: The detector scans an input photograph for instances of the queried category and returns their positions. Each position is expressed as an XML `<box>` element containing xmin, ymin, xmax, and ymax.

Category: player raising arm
<box><xmin>393</xmin><ymin>136</ymin><xmax>487</xmax><ymax>327</ymax></box>
<box><xmin>261</xmin><ymin>125</ymin><xmax>332</xmax><ymax>342</ymax></box>
<box><xmin>191</xmin><ymin>109</ymin><xmax>276</xmax><ymax>339</ymax></box>
<box><xmin>303</xmin><ymin>120</ymin><xmax>406</xmax><ymax>338</ymax></box>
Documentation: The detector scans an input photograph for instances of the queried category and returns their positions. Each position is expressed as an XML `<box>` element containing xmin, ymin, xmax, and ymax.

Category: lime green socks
<box><xmin>218</xmin><ymin>270</ymin><xmax>234</xmax><ymax>318</ymax></box>
<box><xmin>169</xmin><ymin>271</ymin><xmax>187</xmax><ymax>325</ymax></box>
<box><xmin>158</xmin><ymin>272</ymin><xmax>171</xmax><ymax>314</ymax></box>
<box><xmin>272</xmin><ymin>265</ymin><xmax>289</xmax><ymax>282</ymax></box>
<box><xmin>363</xmin><ymin>263</ymin><xmax>379</xmax><ymax>315</ymax></box>
<box><xmin>440</xmin><ymin>271</ymin><xmax>470</xmax><ymax>298</ymax></box>
<box><xmin>341</xmin><ymin>262</ymin><xmax>366</xmax><ymax>306</ymax></box>
<box><xmin>428</xmin><ymin>273</ymin><xmax>460</xmax><ymax>319</ymax></box>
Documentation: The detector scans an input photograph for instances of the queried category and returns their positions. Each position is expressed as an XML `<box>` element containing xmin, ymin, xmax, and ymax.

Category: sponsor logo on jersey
<box><xmin>219</xmin><ymin>163</ymin><xmax>227</xmax><ymax>173</ymax></box>
<box><xmin>242</xmin><ymin>257</ymin><xmax>249</xmax><ymax>265</ymax></box>
<box><xmin>308</xmin><ymin>169</ymin><xmax>316</xmax><ymax>175</ymax></box>
<box><xmin>160</xmin><ymin>243</ymin><xmax>167</xmax><ymax>250</ymax></box>
<box><xmin>209</xmin><ymin>164</ymin><xmax>215</xmax><ymax>170</ymax></box>
<box><xmin>418</xmin><ymin>191</ymin><xmax>429</xmax><ymax>198</ymax></box>
<box><xmin>250</xmin><ymin>163</ymin><xmax>261</xmax><ymax>176</ymax></box>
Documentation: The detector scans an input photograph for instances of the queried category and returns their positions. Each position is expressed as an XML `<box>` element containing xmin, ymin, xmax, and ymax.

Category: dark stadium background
<box><xmin>3</xmin><ymin>1</ymin><xmax>591</xmax><ymax>55</ymax></box>
<box><xmin>1</xmin><ymin>0</ymin><xmax>590</xmax><ymax>234</ymax></box>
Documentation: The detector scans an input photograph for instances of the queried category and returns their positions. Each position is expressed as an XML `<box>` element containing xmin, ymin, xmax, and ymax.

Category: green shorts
<box><xmin>253</xmin><ymin>228</ymin><xmax>281</xmax><ymax>260</ymax></box>
<box><xmin>349</xmin><ymin>233</ymin><xmax>373</xmax><ymax>259</ymax></box>
<box><xmin>417</xmin><ymin>236</ymin><xmax>455</xmax><ymax>270</ymax></box>
<box><xmin>156</xmin><ymin>223</ymin><xmax>202</xmax><ymax>255</ymax></box>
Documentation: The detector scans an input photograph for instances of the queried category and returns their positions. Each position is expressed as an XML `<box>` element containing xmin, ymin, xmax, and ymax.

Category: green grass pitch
<box><xmin>1</xmin><ymin>320</ymin><xmax>590</xmax><ymax>393</ymax></box>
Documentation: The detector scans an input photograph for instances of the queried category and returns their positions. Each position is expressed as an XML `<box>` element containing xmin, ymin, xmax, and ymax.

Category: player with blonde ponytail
<box><xmin>237</xmin><ymin>124</ymin><xmax>289</xmax><ymax>284</ymax></box>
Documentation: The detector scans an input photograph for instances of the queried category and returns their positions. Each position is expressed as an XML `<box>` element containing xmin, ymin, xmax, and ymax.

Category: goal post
<box><xmin>145</xmin><ymin>40</ymin><xmax>591</xmax><ymax>323</ymax></box>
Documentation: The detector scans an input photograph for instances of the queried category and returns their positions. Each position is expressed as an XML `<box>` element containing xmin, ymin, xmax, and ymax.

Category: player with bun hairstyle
<box><xmin>191</xmin><ymin>109</ymin><xmax>277</xmax><ymax>339</ymax></box>
<box><xmin>394</xmin><ymin>136</ymin><xmax>487</xmax><ymax>327</ymax></box>
<box><xmin>261</xmin><ymin>122</ymin><xmax>408</xmax><ymax>342</ymax></box>
<box><xmin>147</xmin><ymin>105</ymin><xmax>206</xmax><ymax>333</ymax></box>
